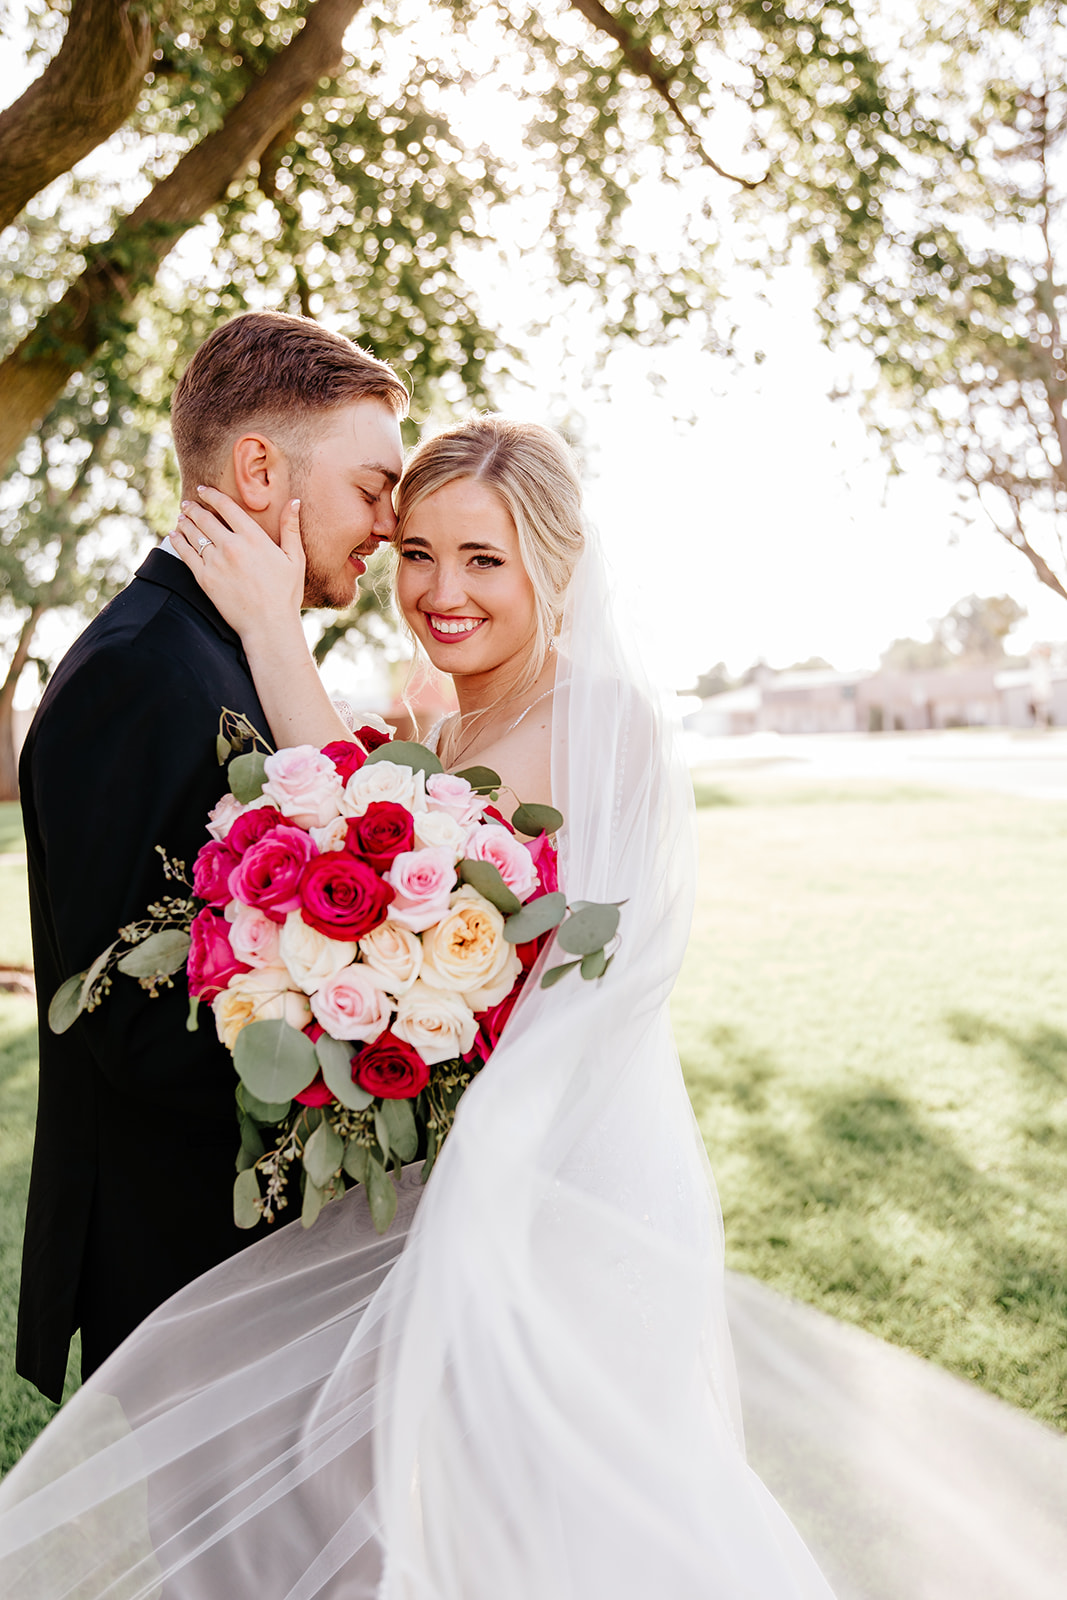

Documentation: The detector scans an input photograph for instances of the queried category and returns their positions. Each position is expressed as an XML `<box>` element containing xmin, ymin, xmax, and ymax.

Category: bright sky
<box><xmin>5</xmin><ymin>7</ymin><xmax>1067</xmax><ymax>698</ymax></box>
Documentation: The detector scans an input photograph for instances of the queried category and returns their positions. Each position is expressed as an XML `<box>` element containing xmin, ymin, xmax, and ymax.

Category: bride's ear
<box><xmin>231</xmin><ymin>432</ymin><xmax>287</xmax><ymax>514</ymax></box>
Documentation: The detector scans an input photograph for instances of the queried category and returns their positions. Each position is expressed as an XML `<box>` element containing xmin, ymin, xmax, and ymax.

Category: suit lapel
<box><xmin>134</xmin><ymin>547</ymin><xmax>245</xmax><ymax>651</ymax></box>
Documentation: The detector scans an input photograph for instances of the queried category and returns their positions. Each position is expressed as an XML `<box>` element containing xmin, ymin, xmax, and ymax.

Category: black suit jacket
<box><xmin>18</xmin><ymin>548</ymin><xmax>276</xmax><ymax>1401</ymax></box>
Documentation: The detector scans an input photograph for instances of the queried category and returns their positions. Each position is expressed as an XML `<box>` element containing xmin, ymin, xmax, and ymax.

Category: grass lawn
<box><xmin>0</xmin><ymin>801</ymin><xmax>31</xmax><ymax>970</ymax></box>
<box><xmin>1</xmin><ymin>778</ymin><xmax>1065</xmax><ymax>1474</ymax></box>
<box><xmin>675</xmin><ymin>773</ymin><xmax>1067</xmax><ymax>1431</ymax></box>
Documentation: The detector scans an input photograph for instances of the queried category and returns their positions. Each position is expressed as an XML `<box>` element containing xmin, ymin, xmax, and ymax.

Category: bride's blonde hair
<box><xmin>394</xmin><ymin>416</ymin><xmax>585</xmax><ymax>700</ymax></box>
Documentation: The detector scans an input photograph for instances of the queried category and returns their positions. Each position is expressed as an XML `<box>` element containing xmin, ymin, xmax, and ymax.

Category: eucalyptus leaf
<box><xmin>229</xmin><ymin>750</ymin><xmax>268</xmax><ymax>804</ymax></box>
<box><xmin>301</xmin><ymin>1176</ymin><xmax>326</xmax><ymax>1229</ymax></box>
<box><xmin>363</xmin><ymin>741</ymin><xmax>443</xmax><ymax>778</ymax></box>
<box><xmin>304</xmin><ymin>1120</ymin><xmax>344</xmax><ymax>1189</ymax></box>
<box><xmin>454</xmin><ymin>765</ymin><xmax>501</xmax><ymax>794</ymax></box>
<box><xmin>458</xmin><ymin>859</ymin><xmax>521</xmax><ymax>916</ymax></box>
<box><xmin>233</xmin><ymin>1168</ymin><xmax>262</xmax><ymax>1230</ymax></box>
<box><xmin>503</xmin><ymin>891</ymin><xmax>566</xmax><ymax>945</ymax></box>
<box><xmin>366</xmin><ymin>1157</ymin><xmax>398</xmax><ymax>1234</ymax></box>
<box><xmin>540</xmin><ymin>958</ymin><xmax>581</xmax><ymax>990</ymax></box>
<box><xmin>237</xmin><ymin>1114</ymin><xmax>265</xmax><ymax>1165</ymax></box>
<box><xmin>234</xmin><ymin>1019</ymin><xmax>318</xmax><ymax>1103</ymax></box>
<box><xmin>116</xmin><ymin>929</ymin><xmax>191</xmax><ymax>979</ymax></box>
<box><xmin>343</xmin><ymin>1142</ymin><xmax>370</xmax><ymax>1185</ymax></box>
<box><xmin>556</xmin><ymin>903</ymin><xmax>621</xmax><ymax>957</ymax></box>
<box><xmin>511</xmin><ymin>802</ymin><xmax>563</xmax><ymax>837</ymax></box>
<box><xmin>238</xmin><ymin>1083</ymin><xmax>292</xmax><ymax>1124</ymax></box>
<box><xmin>420</xmin><ymin>1128</ymin><xmax>438</xmax><ymax>1184</ymax></box>
<box><xmin>373</xmin><ymin>1106</ymin><xmax>391</xmax><ymax>1165</ymax></box>
<box><xmin>49</xmin><ymin>971</ymin><xmax>87</xmax><ymax>1035</ymax></box>
<box><xmin>79</xmin><ymin>940</ymin><xmax>118</xmax><ymax>1011</ymax></box>
<box><xmin>380</xmin><ymin>1096</ymin><xmax>418</xmax><ymax>1163</ymax></box>
<box><xmin>580</xmin><ymin>948</ymin><xmax>608</xmax><ymax>981</ymax></box>
<box><xmin>216</xmin><ymin>734</ymin><xmax>231</xmax><ymax>765</ymax></box>
<box><xmin>316</xmin><ymin>1034</ymin><xmax>373</xmax><ymax>1110</ymax></box>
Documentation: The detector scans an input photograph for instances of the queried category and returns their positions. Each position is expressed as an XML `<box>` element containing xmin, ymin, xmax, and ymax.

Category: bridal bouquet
<box><xmin>51</xmin><ymin>714</ymin><xmax>621</xmax><ymax>1234</ymax></box>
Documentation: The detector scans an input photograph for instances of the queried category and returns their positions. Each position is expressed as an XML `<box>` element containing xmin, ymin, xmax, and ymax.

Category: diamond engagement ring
<box><xmin>196</xmin><ymin>535</ymin><xmax>212</xmax><ymax>555</ymax></box>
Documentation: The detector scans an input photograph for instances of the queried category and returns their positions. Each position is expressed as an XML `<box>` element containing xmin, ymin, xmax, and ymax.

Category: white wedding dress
<box><xmin>2</xmin><ymin>533</ymin><xmax>1066</xmax><ymax>1599</ymax></box>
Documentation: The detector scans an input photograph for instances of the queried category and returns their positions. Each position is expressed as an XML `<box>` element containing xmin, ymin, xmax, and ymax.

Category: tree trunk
<box><xmin>0</xmin><ymin>606</ymin><xmax>44</xmax><ymax>802</ymax></box>
<box><xmin>0</xmin><ymin>0</ymin><xmax>366</xmax><ymax>478</ymax></box>
<box><xmin>0</xmin><ymin>0</ymin><xmax>156</xmax><ymax>232</ymax></box>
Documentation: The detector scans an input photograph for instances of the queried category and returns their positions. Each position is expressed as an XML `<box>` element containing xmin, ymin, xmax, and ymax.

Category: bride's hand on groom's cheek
<box><xmin>172</xmin><ymin>489</ymin><xmax>306</xmax><ymax>635</ymax></box>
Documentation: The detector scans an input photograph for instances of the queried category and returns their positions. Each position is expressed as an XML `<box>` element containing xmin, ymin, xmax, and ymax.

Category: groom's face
<box><xmin>292</xmin><ymin>399</ymin><xmax>404</xmax><ymax>610</ymax></box>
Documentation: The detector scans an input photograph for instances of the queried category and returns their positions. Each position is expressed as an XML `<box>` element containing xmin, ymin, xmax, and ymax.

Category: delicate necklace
<box><xmin>444</xmin><ymin>685</ymin><xmax>554</xmax><ymax>770</ymax></box>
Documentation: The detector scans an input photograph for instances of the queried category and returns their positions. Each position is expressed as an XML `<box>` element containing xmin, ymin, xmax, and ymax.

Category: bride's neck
<box><xmin>452</xmin><ymin>651</ymin><xmax>553</xmax><ymax>721</ymax></box>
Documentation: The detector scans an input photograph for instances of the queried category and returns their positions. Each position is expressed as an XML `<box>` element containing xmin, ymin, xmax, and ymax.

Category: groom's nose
<box><xmin>373</xmin><ymin>497</ymin><xmax>398</xmax><ymax>540</ymax></box>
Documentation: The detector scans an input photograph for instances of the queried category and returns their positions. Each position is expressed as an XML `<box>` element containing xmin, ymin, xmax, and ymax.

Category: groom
<box><xmin>17</xmin><ymin>312</ymin><xmax>408</xmax><ymax>1401</ymax></box>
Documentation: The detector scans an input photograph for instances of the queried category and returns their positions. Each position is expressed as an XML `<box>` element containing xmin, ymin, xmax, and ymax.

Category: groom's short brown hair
<box><xmin>171</xmin><ymin>311</ymin><xmax>409</xmax><ymax>490</ymax></box>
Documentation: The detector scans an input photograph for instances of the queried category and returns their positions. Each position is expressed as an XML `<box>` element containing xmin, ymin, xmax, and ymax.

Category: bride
<box><xmin>2</xmin><ymin>416</ymin><xmax>1065</xmax><ymax>1599</ymax></box>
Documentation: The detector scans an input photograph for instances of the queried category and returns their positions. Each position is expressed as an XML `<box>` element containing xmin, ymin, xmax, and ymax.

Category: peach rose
<box><xmin>212</xmin><ymin>967</ymin><xmax>312</xmax><ymax>1052</ymax></box>
<box><xmin>419</xmin><ymin>885</ymin><xmax>522</xmax><ymax>1012</ymax></box>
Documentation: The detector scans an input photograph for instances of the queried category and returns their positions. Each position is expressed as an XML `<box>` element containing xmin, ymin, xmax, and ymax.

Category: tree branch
<box><xmin>0</xmin><ymin>0</ymin><xmax>366</xmax><ymax>477</ymax></box>
<box><xmin>0</xmin><ymin>0</ymin><xmax>156</xmax><ymax>232</ymax></box>
<box><xmin>567</xmin><ymin>0</ymin><xmax>761</xmax><ymax>187</ymax></box>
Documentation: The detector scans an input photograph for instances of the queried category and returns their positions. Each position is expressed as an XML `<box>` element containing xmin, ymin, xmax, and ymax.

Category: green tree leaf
<box><xmin>366</xmin><ymin>1155</ymin><xmax>398</xmax><ymax>1234</ymax></box>
<box><xmin>233</xmin><ymin>1168</ymin><xmax>262</xmax><ymax>1230</ymax></box>
<box><xmin>380</xmin><ymin>1096</ymin><xmax>418</xmax><ymax>1163</ymax></box>
<box><xmin>316</xmin><ymin>1034</ymin><xmax>373</xmax><ymax>1109</ymax></box>
<box><xmin>511</xmin><ymin>802</ymin><xmax>563</xmax><ymax>837</ymax></box>
<box><xmin>229</xmin><ymin>750</ymin><xmax>268</xmax><ymax>804</ymax></box>
<box><xmin>503</xmin><ymin>891</ymin><xmax>566</xmax><ymax>945</ymax></box>
<box><xmin>454</xmin><ymin>765</ymin><xmax>501</xmax><ymax>794</ymax></box>
<box><xmin>233</xmin><ymin>1018</ymin><xmax>318</xmax><ymax>1102</ymax></box>
<box><xmin>304</xmin><ymin>1119</ymin><xmax>344</xmax><ymax>1189</ymax></box>
<box><xmin>556</xmin><ymin>903</ymin><xmax>621</xmax><ymax>957</ymax></box>
<box><xmin>116</xmin><ymin>928</ymin><xmax>191</xmax><ymax>979</ymax></box>
<box><xmin>48</xmin><ymin>971</ymin><xmax>87</xmax><ymax>1035</ymax></box>
<box><xmin>458</xmin><ymin>859</ymin><xmax>521</xmax><ymax>916</ymax></box>
<box><xmin>540</xmin><ymin>958</ymin><xmax>582</xmax><ymax>989</ymax></box>
<box><xmin>364</xmin><ymin>741</ymin><xmax>443</xmax><ymax>777</ymax></box>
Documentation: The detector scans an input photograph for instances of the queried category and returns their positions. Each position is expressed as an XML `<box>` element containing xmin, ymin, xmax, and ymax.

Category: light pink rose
<box><xmin>310</xmin><ymin>965</ymin><xmax>391</xmax><ymax>1042</ymax></box>
<box><xmin>462</xmin><ymin>826</ymin><xmax>539</xmax><ymax>902</ymax></box>
<box><xmin>262</xmin><ymin>744</ymin><xmax>345</xmax><ymax>829</ymax></box>
<box><xmin>229</xmin><ymin>903</ymin><xmax>283</xmax><ymax>968</ymax></box>
<box><xmin>383</xmin><ymin>847</ymin><xmax>457</xmax><ymax>932</ymax></box>
<box><xmin>206</xmin><ymin>791</ymin><xmax>245</xmax><ymax>841</ymax></box>
<box><xmin>425</xmin><ymin>772</ymin><xmax>486</xmax><ymax>827</ymax></box>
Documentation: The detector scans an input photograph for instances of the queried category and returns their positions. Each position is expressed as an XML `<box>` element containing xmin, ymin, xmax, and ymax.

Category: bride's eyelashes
<box><xmin>399</xmin><ymin>547</ymin><xmax>505</xmax><ymax>570</ymax></box>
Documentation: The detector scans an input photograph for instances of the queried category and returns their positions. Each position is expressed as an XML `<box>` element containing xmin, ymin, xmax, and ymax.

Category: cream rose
<box><xmin>212</xmin><ymin>967</ymin><xmax>312</xmax><ymax>1051</ymax></box>
<box><xmin>392</xmin><ymin>980</ymin><xmax>478</xmax><ymax>1065</ymax></box>
<box><xmin>310</xmin><ymin>964</ymin><xmax>391</xmax><ymax>1042</ymax></box>
<box><xmin>310</xmin><ymin>816</ymin><xmax>349</xmax><ymax>853</ymax></box>
<box><xmin>341</xmin><ymin>760</ymin><xmax>426</xmax><ymax>819</ymax></box>
<box><xmin>419</xmin><ymin>885</ymin><xmax>523</xmax><ymax>1012</ymax></box>
<box><xmin>413</xmin><ymin>808</ymin><xmax>466</xmax><ymax>858</ymax></box>
<box><xmin>357</xmin><ymin>920</ymin><xmax>423</xmax><ymax>996</ymax></box>
<box><xmin>278</xmin><ymin>912</ymin><xmax>357</xmax><ymax>995</ymax></box>
<box><xmin>262</xmin><ymin>745</ymin><xmax>346</xmax><ymax>829</ymax></box>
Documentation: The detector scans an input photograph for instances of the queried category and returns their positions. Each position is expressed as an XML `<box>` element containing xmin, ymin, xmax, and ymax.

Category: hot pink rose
<box><xmin>346</xmin><ymin>802</ymin><xmax>415</xmax><ymax>871</ymax></box>
<box><xmin>188</xmin><ymin>908</ymin><xmax>250</xmax><ymax>1001</ymax></box>
<box><xmin>228</xmin><ymin>805</ymin><xmax>284</xmax><ymax>853</ymax></box>
<box><xmin>294</xmin><ymin>1073</ymin><xmax>335</xmax><ymax>1107</ymax></box>
<box><xmin>193</xmin><ymin>840</ymin><xmax>240</xmax><ymax>907</ymax></box>
<box><xmin>352</xmin><ymin>1031</ymin><xmax>430</xmax><ymax>1099</ymax></box>
<box><xmin>229</xmin><ymin>903</ymin><xmax>283</xmax><ymax>968</ymax></box>
<box><xmin>464</xmin><ymin>826</ymin><xmax>540</xmax><ymax>902</ymax></box>
<box><xmin>383</xmin><ymin>847</ymin><xmax>457</xmax><ymax>932</ymax></box>
<box><xmin>322</xmin><ymin>740</ymin><xmax>367</xmax><ymax>782</ymax></box>
<box><xmin>228</xmin><ymin>826</ymin><xmax>318</xmax><ymax>922</ymax></box>
<box><xmin>262</xmin><ymin>745</ymin><xmax>346</xmax><ymax>829</ymax></box>
<box><xmin>298</xmin><ymin>852</ymin><xmax>394</xmax><ymax>940</ymax></box>
<box><xmin>524</xmin><ymin>830</ymin><xmax>559</xmax><ymax>896</ymax></box>
<box><xmin>470</xmin><ymin>984</ymin><xmax>523</xmax><ymax>1064</ymax></box>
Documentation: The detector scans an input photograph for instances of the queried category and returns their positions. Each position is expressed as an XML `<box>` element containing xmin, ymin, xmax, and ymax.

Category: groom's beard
<box><xmin>301</xmin><ymin>547</ymin><xmax>358</xmax><ymax>611</ymax></box>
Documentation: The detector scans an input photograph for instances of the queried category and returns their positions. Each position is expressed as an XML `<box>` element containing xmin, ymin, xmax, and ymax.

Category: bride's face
<box><xmin>397</xmin><ymin>478</ymin><xmax>538</xmax><ymax>682</ymax></box>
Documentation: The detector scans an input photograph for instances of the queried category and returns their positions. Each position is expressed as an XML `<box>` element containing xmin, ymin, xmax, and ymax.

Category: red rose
<box><xmin>228</xmin><ymin>805</ymin><xmax>284</xmax><ymax>853</ymax></box>
<box><xmin>524</xmin><ymin>830</ymin><xmax>559</xmax><ymax>896</ymax></box>
<box><xmin>345</xmin><ymin>802</ymin><xmax>415</xmax><ymax>871</ymax></box>
<box><xmin>228</xmin><ymin>825</ymin><xmax>318</xmax><ymax>922</ymax></box>
<box><xmin>356</xmin><ymin>725</ymin><xmax>392</xmax><ymax>754</ymax></box>
<box><xmin>294</xmin><ymin>1072</ymin><xmax>335</xmax><ymax>1107</ymax></box>
<box><xmin>298</xmin><ymin>851</ymin><xmax>394</xmax><ymax>939</ymax></box>
<box><xmin>483</xmin><ymin>805</ymin><xmax>516</xmax><ymax>835</ymax></box>
<box><xmin>187</xmin><ymin>908</ymin><xmax>249</xmax><ymax>1001</ymax></box>
<box><xmin>353</xmin><ymin>1031</ymin><xmax>429</xmax><ymax>1099</ymax></box>
<box><xmin>192</xmin><ymin>840</ymin><xmax>240</xmax><ymax>907</ymax></box>
<box><xmin>322</xmin><ymin>740</ymin><xmax>367</xmax><ymax>782</ymax></box>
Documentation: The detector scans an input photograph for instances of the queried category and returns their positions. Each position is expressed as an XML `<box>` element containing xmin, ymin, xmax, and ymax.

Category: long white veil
<box><xmin>0</xmin><ymin>528</ymin><xmax>838</xmax><ymax>1598</ymax></box>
